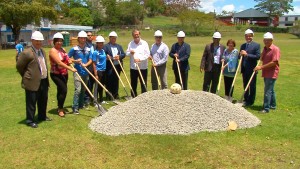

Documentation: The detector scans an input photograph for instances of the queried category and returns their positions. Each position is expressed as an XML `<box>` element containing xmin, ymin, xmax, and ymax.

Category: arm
<box><xmin>118</xmin><ymin>45</ymin><xmax>126</xmax><ymax>60</ymax></box>
<box><xmin>169</xmin><ymin>44</ymin><xmax>176</xmax><ymax>58</ymax></box>
<box><xmin>16</xmin><ymin>51</ymin><xmax>30</xmax><ymax>76</ymax></box>
<box><xmin>247</xmin><ymin>44</ymin><xmax>261</xmax><ymax>60</ymax></box>
<box><xmin>200</xmin><ymin>45</ymin><xmax>208</xmax><ymax>71</ymax></box>
<box><xmin>49</xmin><ymin>48</ymin><xmax>76</xmax><ymax>72</ymax></box>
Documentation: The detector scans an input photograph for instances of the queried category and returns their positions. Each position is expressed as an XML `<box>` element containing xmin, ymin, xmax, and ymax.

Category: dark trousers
<box><xmin>174</xmin><ymin>69</ymin><xmax>188</xmax><ymax>90</ymax></box>
<box><xmin>85</xmin><ymin>66</ymin><xmax>95</xmax><ymax>104</ymax></box>
<box><xmin>94</xmin><ymin>71</ymin><xmax>106</xmax><ymax>102</ymax></box>
<box><xmin>106</xmin><ymin>65</ymin><xmax>122</xmax><ymax>99</ymax></box>
<box><xmin>242</xmin><ymin>72</ymin><xmax>257</xmax><ymax>105</ymax></box>
<box><xmin>130</xmin><ymin>69</ymin><xmax>147</xmax><ymax>97</ymax></box>
<box><xmin>50</xmin><ymin>73</ymin><xmax>68</xmax><ymax>109</ymax></box>
<box><xmin>25</xmin><ymin>79</ymin><xmax>48</xmax><ymax>124</ymax></box>
<box><xmin>203</xmin><ymin>64</ymin><xmax>221</xmax><ymax>94</ymax></box>
<box><xmin>224</xmin><ymin>76</ymin><xmax>234</xmax><ymax>97</ymax></box>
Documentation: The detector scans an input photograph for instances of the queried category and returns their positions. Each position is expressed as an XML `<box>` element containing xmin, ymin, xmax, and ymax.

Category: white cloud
<box><xmin>222</xmin><ymin>4</ymin><xmax>235</xmax><ymax>12</ymax></box>
<box><xmin>287</xmin><ymin>6</ymin><xmax>300</xmax><ymax>15</ymax></box>
<box><xmin>199</xmin><ymin>0</ymin><xmax>221</xmax><ymax>13</ymax></box>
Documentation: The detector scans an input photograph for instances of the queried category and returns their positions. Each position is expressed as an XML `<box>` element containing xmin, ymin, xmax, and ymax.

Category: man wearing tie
<box><xmin>240</xmin><ymin>29</ymin><xmax>261</xmax><ymax>106</ymax></box>
<box><xmin>17</xmin><ymin>31</ymin><xmax>51</xmax><ymax>128</ymax></box>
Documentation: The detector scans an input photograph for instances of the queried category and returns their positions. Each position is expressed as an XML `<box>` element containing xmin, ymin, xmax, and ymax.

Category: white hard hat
<box><xmin>245</xmin><ymin>29</ymin><xmax>254</xmax><ymax>35</ymax></box>
<box><xmin>154</xmin><ymin>30</ymin><xmax>163</xmax><ymax>37</ymax></box>
<box><xmin>78</xmin><ymin>31</ymin><xmax>87</xmax><ymax>38</ymax></box>
<box><xmin>177</xmin><ymin>31</ymin><xmax>185</xmax><ymax>37</ymax></box>
<box><xmin>212</xmin><ymin>32</ymin><xmax>221</xmax><ymax>39</ymax></box>
<box><xmin>31</xmin><ymin>31</ymin><xmax>44</xmax><ymax>41</ymax></box>
<box><xmin>95</xmin><ymin>36</ymin><xmax>105</xmax><ymax>43</ymax></box>
<box><xmin>109</xmin><ymin>31</ymin><xmax>118</xmax><ymax>37</ymax></box>
<box><xmin>53</xmin><ymin>32</ymin><xmax>64</xmax><ymax>39</ymax></box>
<box><xmin>263</xmin><ymin>32</ymin><xmax>273</xmax><ymax>39</ymax></box>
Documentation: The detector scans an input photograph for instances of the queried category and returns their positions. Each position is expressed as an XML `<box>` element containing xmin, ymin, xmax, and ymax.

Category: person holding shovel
<box><xmin>169</xmin><ymin>31</ymin><xmax>191</xmax><ymax>90</ymax></box>
<box><xmin>200</xmin><ymin>32</ymin><xmax>225</xmax><ymax>94</ymax></box>
<box><xmin>254</xmin><ymin>32</ymin><xmax>280</xmax><ymax>113</ymax></box>
<box><xmin>49</xmin><ymin>32</ymin><xmax>77</xmax><ymax>117</ymax></box>
<box><xmin>103</xmin><ymin>31</ymin><xmax>126</xmax><ymax>99</ymax></box>
<box><xmin>221</xmin><ymin>39</ymin><xmax>239</xmax><ymax>101</ymax></box>
<box><xmin>240</xmin><ymin>29</ymin><xmax>261</xmax><ymax>107</ymax></box>
<box><xmin>93</xmin><ymin>36</ymin><xmax>106</xmax><ymax>104</ymax></box>
<box><xmin>150</xmin><ymin>30</ymin><xmax>169</xmax><ymax>90</ymax></box>
<box><xmin>126</xmin><ymin>29</ymin><xmax>150</xmax><ymax>97</ymax></box>
<box><xmin>68</xmin><ymin>31</ymin><xmax>92</xmax><ymax>114</ymax></box>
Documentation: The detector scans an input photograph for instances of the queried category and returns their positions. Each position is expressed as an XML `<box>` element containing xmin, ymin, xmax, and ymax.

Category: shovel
<box><xmin>82</xmin><ymin>65</ymin><xmax>121</xmax><ymax>105</ymax></box>
<box><xmin>175</xmin><ymin>56</ymin><xmax>183</xmax><ymax>88</ymax></box>
<box><xmin>236</xmin><ymin>60</ymin><xmax>261</xmax><ymax>106</ymax></box>
<box><xmin>107</xmin><ymin>55</ymin><xmax>132</xmax><ymax>100</ymax></box>
<box><xmin>70</xmin><ymin>64</ymin><xmax>107</xmax><ymax>116</ymax></box>
<box><xmin>228</xmin><ymin>56</ymin><xmax>243</xmax><ymax>101</ymax></box>
<box><xmin>150</xmin><ymin>58</ymin><xmax>161</xmax><ymax>90</ymax></box>
<box><xmin>216</xmin><ymin>61</ymin><xmax>224</xmax><ymax>95</ymax></box>
<box><xmin>117</xmin><ymin>60</ymin><xmax>135</xmax><ymax>98</ymax></box>
<box><xmin>135</xmin><ymin>62</ymin><xmax>147</xmax><ymax>92</ymax></box>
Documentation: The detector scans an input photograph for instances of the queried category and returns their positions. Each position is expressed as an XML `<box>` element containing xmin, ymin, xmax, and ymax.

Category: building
<box><xmin>0</xmin><ymin>19</ymin><xmax>94</xmax><ymax>48</ymax></box>
<box><xmin>233</xmin><ymin>8</ymin><xmax>270</xmax><ymax>26</ymax></box>
<box><xmin>278</xmin><ymin>15</ymin><xmax>300</xmax><ymax>28</ymax></box>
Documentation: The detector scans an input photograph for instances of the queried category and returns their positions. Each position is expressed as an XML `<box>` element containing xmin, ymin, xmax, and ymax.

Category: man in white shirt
<box><xmin>150</xmin><ymin>30</ymin><xmax>169</xmax><ymax>90</ymax></box>
<box><xmin>126</xmin><ymin>29</ymin><xmax>150</xmax><ymax>97</ymax></box>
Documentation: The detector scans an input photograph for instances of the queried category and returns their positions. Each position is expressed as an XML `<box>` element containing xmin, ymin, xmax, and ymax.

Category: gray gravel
<box><xmin>89</xmin><ymin>90</ymin><xmax>261</xmax><ymax>136</ymax></box>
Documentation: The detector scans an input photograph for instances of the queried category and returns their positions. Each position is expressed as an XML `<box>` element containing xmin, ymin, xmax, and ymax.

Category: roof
<box><xmin>50</xmin><ymin>24</ymin><xmax>94</xmax><ymax>31</ymax></box>
<box><xmin>234</xmin><ymin>8</ymin><xmax>269</xmax><ymax>18</ymax></box>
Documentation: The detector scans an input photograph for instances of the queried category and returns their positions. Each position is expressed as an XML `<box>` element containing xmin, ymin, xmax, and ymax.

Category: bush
<box><xmin>250</xmin><ymin>26</ymin><xmax>289</xmax><ymax>33</ymax></box>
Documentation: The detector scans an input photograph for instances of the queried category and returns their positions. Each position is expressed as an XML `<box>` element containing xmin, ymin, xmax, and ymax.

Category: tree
<box><xmin>0</xmin><ymin>0</ymin><xmax>58</xmax><ymax>41</ymax></box>
<box><xmin>119</xmin><ymin>0</ymin><xmax>144</xmax><ymax>25</ymax></box>
<box><xmin>178</xmin><ymin>10</ymin><xmax>213</xmax><ymax>35</ymax></box>
<box><xmin>255</xmin><ymin>0</ymin><xmax>294</xmax><ymax>26</ymax></box>
<box><xmin>164</xmin><ymin>0</ymin><xmax>201</xmax><ymax>14</ymax></box>
<box><xmin>144</xmin><ymin>0</ymin><xmax>165</xmax><ymax>17</ymax></box>
<box><xmin>69</xmin><ymin>7</ymin><xmax>93</xmax><ymax>25</ymax></box>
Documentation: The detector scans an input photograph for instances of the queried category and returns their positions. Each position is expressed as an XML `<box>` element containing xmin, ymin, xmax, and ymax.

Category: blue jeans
<box><xmin>263</xmin><ymin>78</ymin><xmax>277</xmax><ymax>112</ymax></box>
<box><xmin>73</xmin><ymin>73</ymin><xmax>89</xmax><ymax>110</ymax></box>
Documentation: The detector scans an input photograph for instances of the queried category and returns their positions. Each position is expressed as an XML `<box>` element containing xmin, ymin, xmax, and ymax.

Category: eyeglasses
<box><xmin>87</xmin><ymin>35</ymin><xmax>93</xmax><ymax>37</ymax></box>
<box><xmin>155</xmin><ymin>36</ymin><xmax>162</xmax><ymax>39</ymax></box>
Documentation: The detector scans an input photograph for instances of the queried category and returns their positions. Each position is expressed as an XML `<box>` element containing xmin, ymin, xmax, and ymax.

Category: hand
<box><xmin>254</xmin><ymin>66</ymin><xmax>262</xmax><ymax>71</ymax></box>
<box><xmin>175</xmin><ymin>58</ymin><xmax>180</xmax><ymax>62</ymax></box>
<box><xmin>221</xmin><ymin>66</ymin><xmax>225</xmax><ymax>71</ymax></box>
<box><xmin>240</xmin><ymin>50</ymin><xmax>247</xmax><ymax>56</ymax></box>
<box><xmin>95</xmin><ymin>75</ymin><xmax>99</xmax><ymax>80</ymax></box>
<box><xmin>68</xmin><ymin>60</ymin><xmax>73</xmax><ymax>64</ymax></box>
<box><xmin>174</xmin><ymin>53</ymin><xmax>179</xmax><ymax>58</ymax></box>
<box><xmin>221</xmin><ymin>59</ymin><xmax>225</xmax><ymax>63</ymax></box>
<box><xmin>134</xmin><ymin>58</ymin><xmax>140</xmax><ymax>63</ymax></box>
<box><xmin>106</xmin><ymin>54</ymin><xmax>111</xmax><ymax>60</ymax></box>
<box><xmin>76</xmin><ymin>59</ymin><xmax>82</xmax><ymax>64</ymax></box>
<box><xmin>70</xmin><ymin>67</ymin><xmax>77</xmax><ymax>72</ymax></box>
<box><xmin>152</xmin><ymin>63</ymin><xmax>157</xmax><ymax>67</ymax></box>
<box><xmin>200</xmin><ymin>68</ymin><xmax>204</xmax><ymax>73</ymax></box>
<box><xmin>130</xmin><ymin>50</ymin><xmax>135</xmax><ymax>55</ymax></box>
<box><xmin>114</xmin><ymin>55</ymin><xmax>120</xmax><ymax>60</ymax></box>
<box><xmin>81</xmin><ymin>63</ymin><xmax>87</xmax><ymax>67</ymax></box>
<box><xmin>149</xmin><ymin>55</ymin><xmax>153</xmax><ymax>60</ymax></box>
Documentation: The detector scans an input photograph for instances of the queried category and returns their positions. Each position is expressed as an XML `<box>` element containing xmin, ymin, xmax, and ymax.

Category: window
<box><xmin>285</xmin><ymin>17</ymin><xmax>288</xmax><ymax>21</ymax></box>
<box><xmin>295</xmin><ymin>17</ymin><xmax>298</xmax><ymax>21</ymax></box>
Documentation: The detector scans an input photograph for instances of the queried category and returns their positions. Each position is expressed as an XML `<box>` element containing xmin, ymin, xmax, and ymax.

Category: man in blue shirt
<box><xmin>84</xmin><ymin>31</ymin><xmax>95</xmax><ymax>105</ymax></box>
<box><xmin>15</xmin><ymin>40</ymin><xmax>24</xmax><ymax>62</ymax></box>
<box><xmin>68</xmin><ymin>31</ymin><xmax>92</xmax><ymax>114</ymax></box>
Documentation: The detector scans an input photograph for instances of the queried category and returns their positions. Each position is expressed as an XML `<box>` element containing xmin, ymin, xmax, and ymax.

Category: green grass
<box><xmin>0</xmin><ymin>31</ymin><xmax>300</xmax><ymax>168</ymax></box>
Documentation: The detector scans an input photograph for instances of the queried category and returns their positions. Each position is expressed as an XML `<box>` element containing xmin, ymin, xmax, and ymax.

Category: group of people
<box><xmin>16</xmin><ymin>28</ymin><xmax>280</xmax><ymax>128</ymax></box>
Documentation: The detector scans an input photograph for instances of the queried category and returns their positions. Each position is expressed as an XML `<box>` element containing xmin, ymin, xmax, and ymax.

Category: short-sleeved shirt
<box><xmin>261</xmin><ymin>44</ymin><xmax>280</xmax><ymax>79</ymax></box>
<box><xmin>68</xmin><ymin>45</ymin><xmax>92</xmax><ymax>76</ymax></box>
<box><xmin>126</xmin><ymin>39</ymin><xmax>150</xmax><ymax>70</ymax></box>
<box><xmin>93</xmin><ymin>49</ymin><xmax>106</xmax><ymax>71</ymax></box>
<box><xmin>16</xmin><ymin>44</ymin><xmax>24</xmax><ymax>55</ymax></box>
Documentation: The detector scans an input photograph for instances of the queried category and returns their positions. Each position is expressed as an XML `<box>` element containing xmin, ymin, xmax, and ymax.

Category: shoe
<box><xmin>45</xmin><ymin>117</ymin><xmax>52</xmax><ymax>121</ymax></box>
<box><xmin>260</xmin><ymin>110</ymin><xmax>269</xmax><ymax>114</ymax></box>
<box><xmin>73</xmin><ymin>109</ymin><xmax>80</xmax><ymax>115</ymax></box>
<box><xmin>27</xmin><ymin>122</ymin><xmax>38</xmax><ymax>128</ymax></box>
<box><xmin>242</xmin><ymin>102</ymin><xmax>252</xmax><ymax>107</ymax></box>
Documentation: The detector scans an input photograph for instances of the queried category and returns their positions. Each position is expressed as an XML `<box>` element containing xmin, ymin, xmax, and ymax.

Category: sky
<box><xmin>198</xmin><ymin>0</ymin><xmax>300</xmax><ymax>15</ymax></box>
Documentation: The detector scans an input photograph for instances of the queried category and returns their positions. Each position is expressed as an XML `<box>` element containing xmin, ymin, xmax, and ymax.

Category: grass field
<box><xmin>0</xmin><ymin>30</ymin><xmax>300</xmax><ymax>168</ymax></box>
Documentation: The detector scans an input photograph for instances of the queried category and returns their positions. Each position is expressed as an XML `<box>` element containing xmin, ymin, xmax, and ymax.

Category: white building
<box><xmin>278</xmin><ymin>15</ymin><xmax>300</xmax><ymax>28</ymax></box>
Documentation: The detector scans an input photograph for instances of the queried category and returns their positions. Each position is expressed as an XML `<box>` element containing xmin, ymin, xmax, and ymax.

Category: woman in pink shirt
<box><xmin>254</xmin><ymin>32</ymin><xmax>280</xmax><ymax>113</ymax></box>
<box><xmin>49</xmin><ymin>33</ymin><xmax>76</xmax><ymax>117</ymax></box>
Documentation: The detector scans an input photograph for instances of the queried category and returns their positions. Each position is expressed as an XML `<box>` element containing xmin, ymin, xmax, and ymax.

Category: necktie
<box><xmin>37</xmin><ymin>50</ymin><xmax>47</xmax><ymax>79</ymax></box>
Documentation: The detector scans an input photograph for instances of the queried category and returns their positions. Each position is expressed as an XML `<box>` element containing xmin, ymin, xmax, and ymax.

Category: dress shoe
<box><xmin>27</xmin><ymin>122</ymin><xmax>38</xmax><ymax>128</ymax></box>
<box><xmin>38</xmin><ymin>117</ymin><xmax>52</xmax><ymax>121</ymax></box>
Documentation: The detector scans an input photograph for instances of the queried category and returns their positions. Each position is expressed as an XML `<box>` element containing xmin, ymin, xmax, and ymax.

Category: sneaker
<box><xmin>73</xmin><ymin>109</ymin><xmax>80</xmax><ymax>115</ymax></box>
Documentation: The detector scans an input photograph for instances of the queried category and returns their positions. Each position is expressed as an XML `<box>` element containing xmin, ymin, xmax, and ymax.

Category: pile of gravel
<box><xmin>89</xmin><ymin>90</ymin><xmax>261</xmax><ymax>136</ymax></box>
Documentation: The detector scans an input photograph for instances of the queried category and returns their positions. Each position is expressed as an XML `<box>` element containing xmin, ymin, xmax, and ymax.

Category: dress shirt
<box><xmin>126</xmin><ymin>39</ymin><xmax>150</xmax><ymax>70</ymax></box>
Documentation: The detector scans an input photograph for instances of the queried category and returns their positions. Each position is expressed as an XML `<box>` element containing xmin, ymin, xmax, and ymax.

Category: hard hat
<box><xmin>263</xmin><ymin>32</ymin><xmax>273</xmax><ymax>39</ymax></box>
<box><xmin>154</xmin><ymin>30</ymin><xmax>163</xmax><ymax>37</ymax></box>
<box><xmin>31</xmin><ymin>31</ymin><xmax>44</xmax><ymax>41</ymax></box>
<box><xmin>177</xmin><ymin>31</ymin><xmax>185</xmax><ymax>37</ymax></box>
<box><xmin>53</xmin><ymin>32</ymin><xmax>64</xmax><ymax>39</ymax></box>
<box><xmin>245</xmin><ymin>29</ymin><xmax>254</xmax><ymax>35</ymax></box>
<box><xmin>109</xmin><ymin>31</ymin><xmax>118</xmax><ymax>37</ymax></box>
<box><xmin>78</xmin><ymin>31</ymin><xmax>87</xmax><ymax>38</ymax></box>
<box><xmin>95</xmin><ymin>36</ymin><xmax>105</xmax><ymax>43</ymax></box>
<box><xmin>212</xmin><ymin>32</ymin><xmax>221</xmax><ymax>39</ymax></box>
